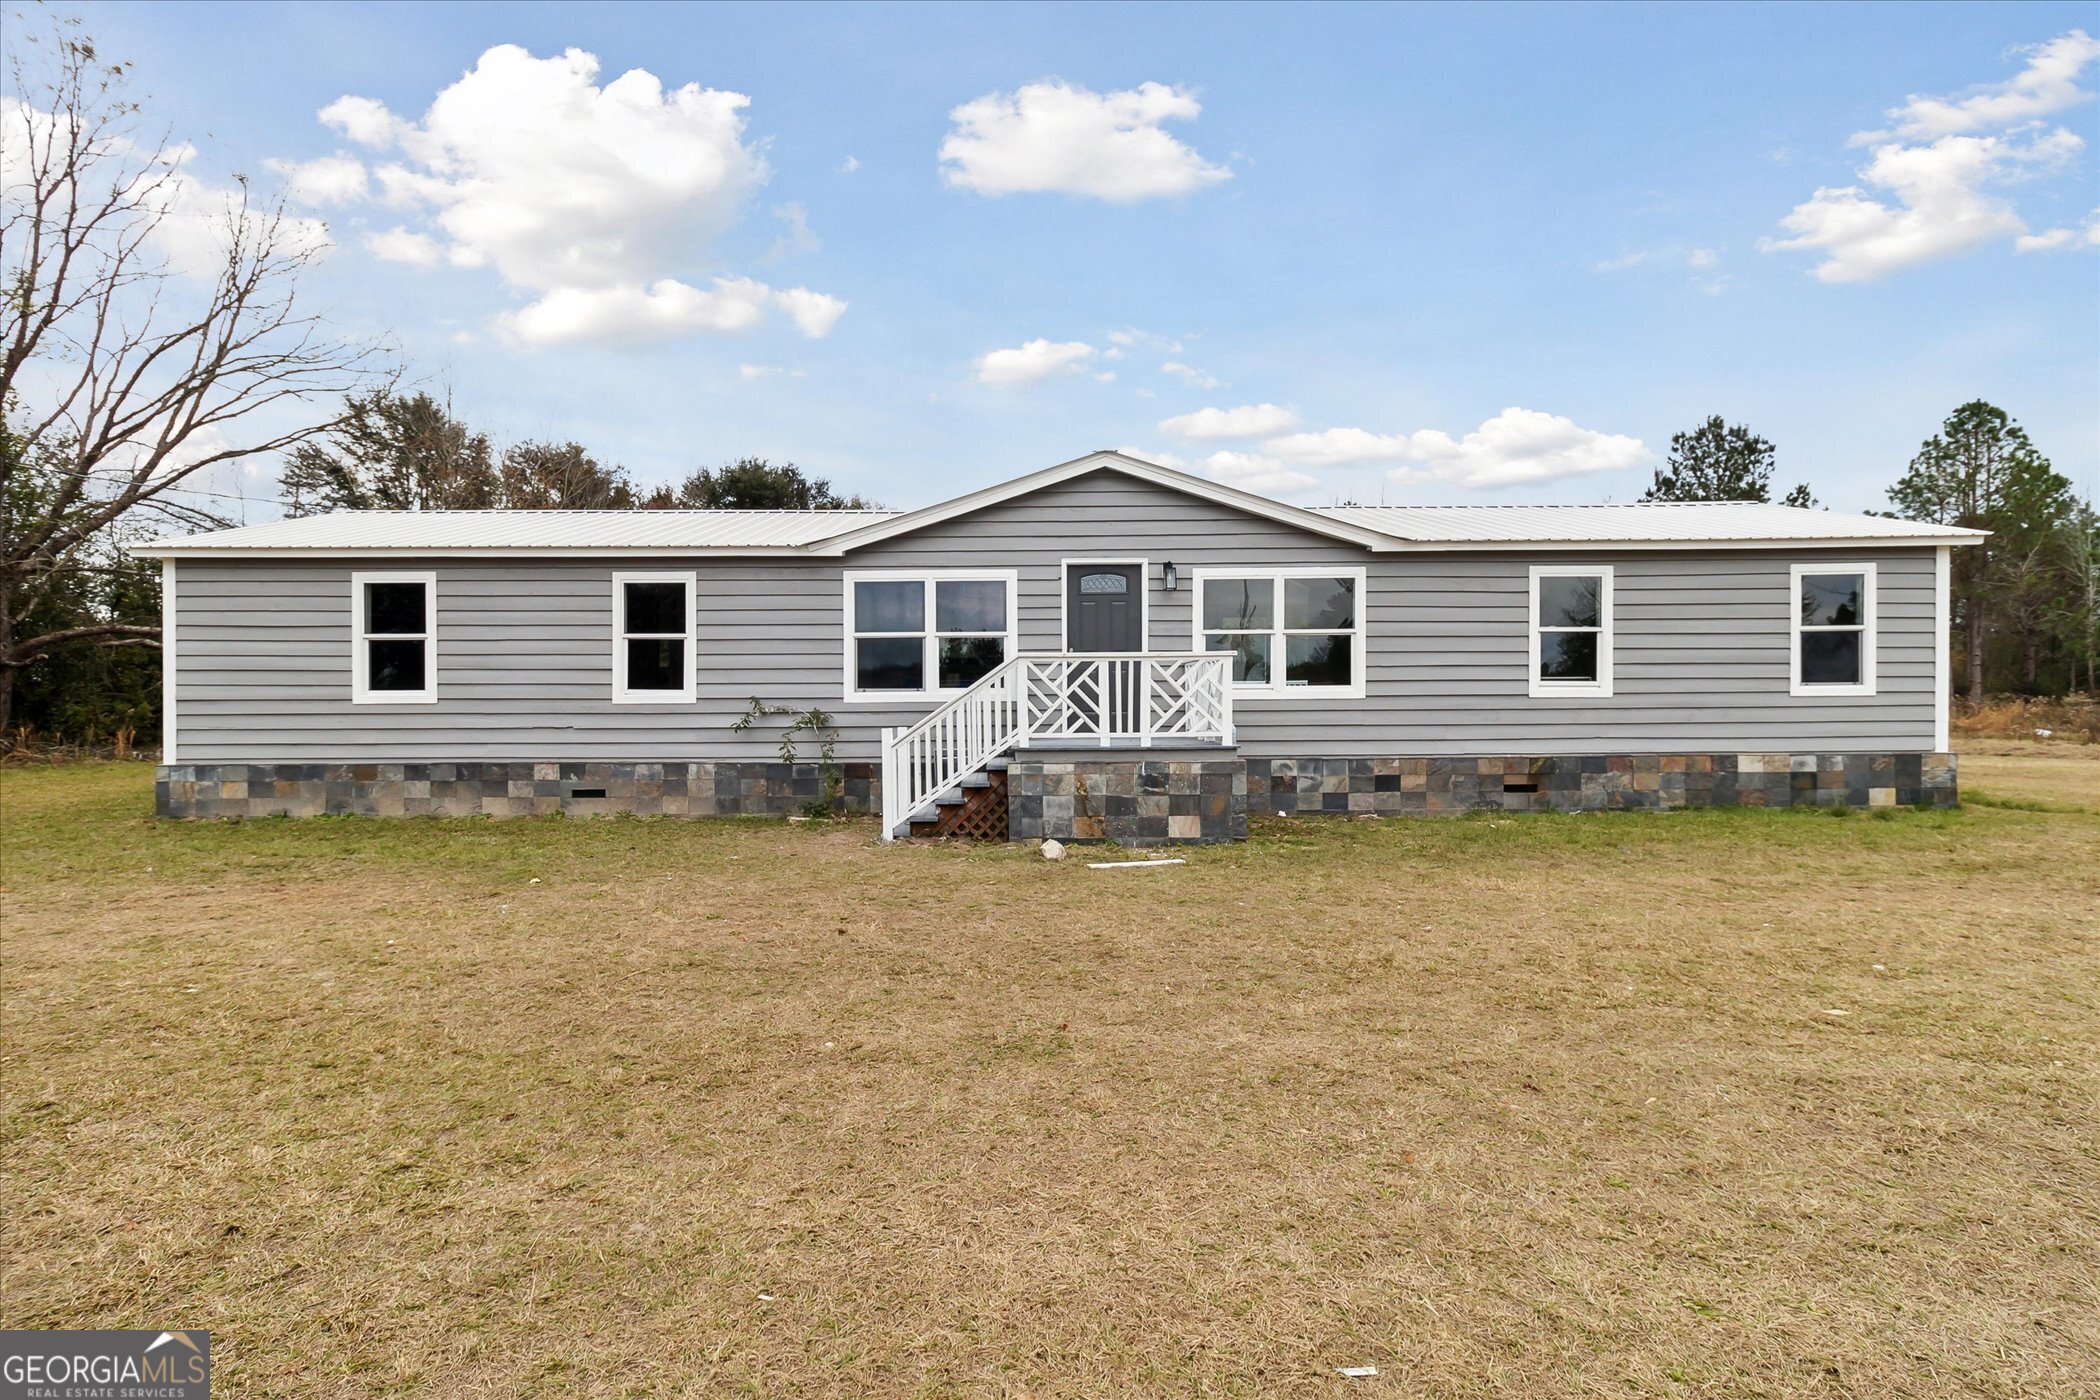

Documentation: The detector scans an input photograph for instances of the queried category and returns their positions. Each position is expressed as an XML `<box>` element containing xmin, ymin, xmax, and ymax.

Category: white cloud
<box><xmin>288</xmin><ymin>44</ymin><xmax>844</xmax><ymax>344</ymax></box>
<box><xmin>498</xmin><ymin>276</ymin><xmax>775</xmax><ymax>346</ymax></box>
<box><xmin>1265</xmin><ymin>426</ymin><xmax>1415</xmax><ymax>466</ymax></box>
<box><xmin>1159</xmin><ymin>403</ymin><xmax>1298</xmax><ymax>440</ymax></box>
<box><xmin>1160</xmin><ymin>360</ymin><xmax>1220</xmax><ymax>389</ymax></box>
<box><xmin>1593</xmin><ymin>250</ymin><xmax>1650</xmax><ymax>272</ymax></box>
<box><xmin>974</xmin><ymin>338</ymin><xmax>1098</xmax><ymax>386</ymax></box>
<box><xmin>1873</xmin><ymin>29</ymin><xmax>2100</xmax><ymax>139</ymax></box>
<box><xmin>1764</xmin><ymin>126</ymin><xmax>2081</xmax><ymax>282</ymax></box>
<box><xmin>1094</xmin><ymin>370</ymin><xmax>1117</xmax><ymax>382</ymax></box>
<box><xmin>1766</xmin><ymin>31</ymin><xmax>2099</xmax><ymax>282</ymax></box>
<box><xmin>267</xmin><ymin>153</ymin><xmax>369</xmax><ymax>204</ymax></box>
<box><xmin>740</xmin><ymin>363</ymin><xmax>781</xmax><ymax>379</ymax></box>
<box><xmin>319</xmin><ymin>94</ymin><xmax>409</xmax><ymax>147</ymax></box>
<box><xmin>1266</xmin><ymin>410</ymin><xmax>1649</xmax><ymax>487</ymax></box>
<box><xmin>2016</xmin><ymin>207</ymin><xmax>2100</xmax><ymax>251</ymax></box>
<box><xmin>837</xmin><ymin>155</ymin><xmax>860</xmax><ymax>174</ymax></box>
<box><xmin>1197</xmin><ymin>450</ymin><xmax>1316</xmax><ymax>495</ymax></box>
<box><xmin>772</xmin><ymin>286</ymin><xmax>847</xmax><ymax>338</ymax></box>
<box><xmin>364</xmin><ymin>225</ymin><xmax>442</xmax><ymax>266</ymax></box>
<box><xmin>1686</xmin><ymin>247</ymin><xmax>1720</xmax><ymax>268</ymax></box>
<box><xmin>939</xmin><ymin>80</ymin><xmax>1231</xmax><ymax>201</ymax></box>
<box><xmin>768</xmin><ymin>201</ymin><xmax>819</xmax><ymax>261</ymax></box>
<box><xmin>1389</xmin><ymin>408</ymin><xmax>1650</xmax><ymax>488</ymax></box>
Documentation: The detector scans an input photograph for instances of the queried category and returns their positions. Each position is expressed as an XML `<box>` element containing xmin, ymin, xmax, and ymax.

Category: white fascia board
<box><xmin>125</xmin><ymin>544</ymin><xmax>821</xmax><ymax>559</ymax></box>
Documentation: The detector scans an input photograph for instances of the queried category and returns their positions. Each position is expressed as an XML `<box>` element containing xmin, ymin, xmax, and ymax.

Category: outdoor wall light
<box><xmin>1163</xmin><ymin>560</ymin><xmax>1179</xmax><ymax>591</ymax></box>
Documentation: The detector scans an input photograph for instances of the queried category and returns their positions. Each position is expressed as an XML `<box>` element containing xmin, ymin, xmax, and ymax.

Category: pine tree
<box><xmin>1641</xmin><ymin>417</ymin><xmax>1816</xmax><ymax>506</ymax></box>
<box><xmin>1887</xmin><ymin>401</ymin><xmax>2079</xmax><ymax>701</ymax></box>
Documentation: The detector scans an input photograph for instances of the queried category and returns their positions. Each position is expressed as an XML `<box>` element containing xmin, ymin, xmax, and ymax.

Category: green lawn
<box><xmin>3</xmin><ymin>756</ymin><xmax>2096</xmax><ymax>1396</ymax></box>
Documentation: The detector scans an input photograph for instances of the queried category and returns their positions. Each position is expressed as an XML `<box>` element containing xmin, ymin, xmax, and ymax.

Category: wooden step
<box><xmin>900</xmin><ymin>763</ymin><xmax>1010</xmax><ymax>841</ymax></box>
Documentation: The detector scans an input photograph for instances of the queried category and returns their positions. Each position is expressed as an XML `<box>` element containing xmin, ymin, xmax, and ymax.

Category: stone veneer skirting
<box><xmin>1006</xmin><ymin>754</ymin><xmax>1248</xmax><ymax>846</ymax></box>
<box><xmin>156</xmin><ymin>752</ymin><xmax>1956</xmax><ymax>826</ymax></box>
<box><xmin>1244</xmin><ymin>752</ymin><xmax>1957</xmax><ymax>816</ymax></box>
<box><xmin>156</xmin><ymin>761</ymin><xmax>879</xmax><ymax>820</ymax></box>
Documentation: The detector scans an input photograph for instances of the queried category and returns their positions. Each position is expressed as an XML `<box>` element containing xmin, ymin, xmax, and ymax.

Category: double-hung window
<box><xmin>1193</xmin><ymin>567</ymin><xmax>1366</xmax><ymax>697</ymax></box>
<box><xmin>613</xmin><ymin>573</ymin><xmax>696</xmax><ymax>702</ymax></box>
<box><xmin>1528</xmin><ymin>566</ymin><xmax>1612</xmax><ymax>698</ymax></box>
<box><xmin>351</xmin><ymin>571</ymin><xmax>436</xmax><ymax>703</ymax></box>
<box><xmin>1791</xmin><ymin>563</ymin><xmax>1876</xmax><ymax>696</ymax></box>
<box><xmin>844</xmin><ymin>571</ymin><xmax>1017</xmax><ymax>699</ymax></box>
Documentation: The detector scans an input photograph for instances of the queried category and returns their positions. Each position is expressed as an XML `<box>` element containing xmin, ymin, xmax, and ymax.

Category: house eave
<box><xmin>126</xmin><ymin>544</ymin><xmax>823</xmax><ymax>560</ymax></box>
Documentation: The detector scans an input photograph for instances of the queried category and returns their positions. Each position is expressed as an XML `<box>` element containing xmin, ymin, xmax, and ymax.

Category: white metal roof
<box><xmin>1313</xmin><ymin>500</ymin><xmax>1984</xmax><ymax>546</ymax></box>
<box><xmin>132</xmin><ymin>455</ymin><xmax>1985</xmax><ymax>556</ymax></box>
<box><xmin>135</xmin><ymin>508</ymin><xmax>897</xmax><ymax>555</ymax></box>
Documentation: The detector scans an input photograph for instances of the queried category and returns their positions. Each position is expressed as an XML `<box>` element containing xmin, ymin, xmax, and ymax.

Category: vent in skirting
<box><xmin>1503</xmin><ymin>781</ymin><xmax>1539</xmax><ymax>794</ymax></box>
<box><xmin>569</xmin><ymin>787</ymin><xmax>608</xmax><ymax>799</ymax></box>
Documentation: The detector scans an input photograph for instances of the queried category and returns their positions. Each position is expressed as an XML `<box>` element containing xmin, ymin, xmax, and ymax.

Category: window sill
<box><xmin>1528</xmin><ymin>683</ymin><xmax>1614</xmax><ymax>700</ymax></box>
<box><xmin>841</xmin><ymin>688</ymin><xmax>978</xmax><ymax>705</ymax></box>
<box><xmin>612</xmin><ymin>691</ymin><xmax>698</xmax><ymax>705</ymax></box>
<box><xmin>1789</xmin><ymin>683</ymin><xmax>1877</xmax><ymax>699</ymax></box>
<box><xmin>1228</xmin><ymin>685</ymin><xmax>1365</xmax><ymax>702</ymax></box>
<box><xmin>352</xmin><ymin>693</ymin><xmax>438</xmax><ymax>705</ymax></box>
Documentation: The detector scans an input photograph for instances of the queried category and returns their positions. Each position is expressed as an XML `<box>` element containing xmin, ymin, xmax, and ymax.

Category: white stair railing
<box><xmin>880</xmin><ymin>652</ymin><xmax>1233</xmax><ymax>839</ymax></box>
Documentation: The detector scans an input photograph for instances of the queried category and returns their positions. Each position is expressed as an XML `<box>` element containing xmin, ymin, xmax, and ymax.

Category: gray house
<box><xmin>137</xmin><ymin>450</ymin><xmax>1984</xmax><ymax>843</ymax></box>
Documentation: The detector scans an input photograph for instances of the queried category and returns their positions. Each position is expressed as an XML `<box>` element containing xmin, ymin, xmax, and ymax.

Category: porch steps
<box><xmin>904</xmin><ymin>758</ymin><xmax>1009</xmax><ymax>840</ymax></box>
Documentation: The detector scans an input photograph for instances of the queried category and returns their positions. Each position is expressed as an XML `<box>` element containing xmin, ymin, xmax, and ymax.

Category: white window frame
<box><xmin>612</xmin><ymin>571</ymin><xmax>698</xmax><ymax>703</ymax></box>
<box><xmin>350</xmin><ymin>570</ymin><xmax>437</xmax><ymax>704</ymax></box>
<box><xmin>1188</xmin><ymin>565</ymin><xmax>1368</xmax><ymax>701</ymax></box>
<box><xmin>841</xmin><ymin>569</ymin><xmax>1020</xmax><ymax>703</ymax></box>
<box><xmin>1528</xmin><ymin>565</ymin><xmax>1614</xmax><ymax>699</ymax></box>
<box><xmin>1059</xmin><ymin>558</ymin><xmax>1150</xmax><ymax>652</ymax></box>
<box><xmin>1790</xmin><ymin>561</ymin><xmax>1877</xmax><ymax>698</ymax></box>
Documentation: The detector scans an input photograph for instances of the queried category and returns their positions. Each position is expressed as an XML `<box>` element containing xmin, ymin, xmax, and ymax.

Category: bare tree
<box><xmin>1</xmin><ymin>16</ymin><xmax>380</xmax><ymax>731</ymax></box>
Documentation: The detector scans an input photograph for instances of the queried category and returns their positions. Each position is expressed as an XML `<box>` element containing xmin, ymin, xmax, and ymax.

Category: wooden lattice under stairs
<box><xmin>905</xmin><ymin>758</ymin><xmax>1009</xmax><ymax>839</ymax></box>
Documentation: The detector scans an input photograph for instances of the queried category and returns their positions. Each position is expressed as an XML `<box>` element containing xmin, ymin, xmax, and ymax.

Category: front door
<box><xmin>1065</xmin><ymin>563</ymin><xmax>1144</xmax><ymax>735</ymax></box>
<box><xmin>1065</xmin><ymin>564</ymin><xmax>1144</xmax><ymax>652</ymax></box>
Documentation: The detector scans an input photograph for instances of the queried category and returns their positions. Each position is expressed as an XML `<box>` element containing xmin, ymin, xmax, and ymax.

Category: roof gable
<box><xmin>810</xmin><ymin>451</ymin><xmax>1394</xmax><ymax>555</ymax></box>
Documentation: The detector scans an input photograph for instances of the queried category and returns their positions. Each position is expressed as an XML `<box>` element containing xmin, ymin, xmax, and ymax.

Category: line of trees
<box><xmin>279</xmin><ymin>390</ymin><xmax>871</xmax><ymax>515</ymax></box>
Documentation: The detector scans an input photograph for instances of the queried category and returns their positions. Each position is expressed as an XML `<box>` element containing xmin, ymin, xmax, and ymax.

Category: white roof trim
<box><xmin>131</xmin><ymin>450</ymin><xmax>1991</xmax><ymax>557</ymax></box>
<box><xmin>809</xmin><ymin>451</ymin><xmax>1398</xmax><ymax>555</ymax></box>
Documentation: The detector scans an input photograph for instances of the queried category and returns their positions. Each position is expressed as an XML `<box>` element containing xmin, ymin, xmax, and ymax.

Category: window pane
<box><xmin>367</xmin><ymin>638</ymin><xmax>426</xmax><ymax>692</ymax></box>
<box><xmin>1284</xmin><ymin>576</ymin><xmax>1355</xmax><ymax>630</ymax></box>
<box><xmin>365</xmin><ymin>581</ymin><xmax>426</xmax><ymax>636</ymax></box>
<box><xmin>1537</xmin><ymin>575</ymin><xmax>1602</xmax><ymax>630</ymax></box>
<box><xmin>856</xmin><ymin>636</ymin><xmax>923</xmax><ymax>690</ymax></box>
<box><xmin>935</xmin><ymin>579</ymin><xmax>1006</xmax><ymax>633</ymax></box>
<box><xmin>854</xmin><ymin>580</ymin><xmax>923</xmax><ymax>633</ymax></box>
<box><xmin>1538</xmin><ymin>631</ymin><xmax>1599</xmax><ymax>682</ymax></box>
<box><xmin>625</xmin><ymin>638</ymin><xmax>684</xmax><ymax>691</ymax></box>
<box><xmin>623</xmin><ymin>581</ymin><xmax>686</xmax><ymax>636</ymax></box>
<box><xmin>1285</xmin><ymin>633</ymin><xmax>1353</xmax><ymax>687</ymax></box>
<box><xmin>1201</xmin><ymin>578</ymin><xmax>1273</xmax><ymax>630</ymax></box>
<box><xmin>1205</xmin><ymin>632</ymin><xmax>1271</xmax><ymax>684</ymax></box>
<box><xmin>938</xmin><ymin>636</ymin><xmax>1004</xmax><ymax>688</ymax></box>
<box><xmin>1800</xmin><ymin>630</ymin><xmax>1862</xmax><ymax>685</ymax></box>
<box><xmin>1800</xmin><ymin>573</ymin><xmax>1863</xmax><ymax>627</ymax></box>
<box><xmin>1077</xmin><ymin>572</ymin><xmax>1129</xmax><ymax>595</ymax></box>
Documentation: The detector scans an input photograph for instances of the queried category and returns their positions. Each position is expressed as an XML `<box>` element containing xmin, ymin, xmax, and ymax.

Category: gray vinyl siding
<box><xmin>170</xmin><ymin>470</ymin><xmax>1942</xmax><ymax>762</ymax></box>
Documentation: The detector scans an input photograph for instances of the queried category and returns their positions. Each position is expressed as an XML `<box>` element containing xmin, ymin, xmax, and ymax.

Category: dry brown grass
<box><xmin>3</xmin><ymin>762</ymin><xmax>2097</xmax><ymax>1397</ymax></box>
<box><xmin>1963</xmin><ymin>741</ymin><xmax>2100</xmax><ymax>813</ymax></box>
<box><xmin>1952</xmin><ymin>694</ymin><xmax>2100</xmax><ymax>745</ymax></box>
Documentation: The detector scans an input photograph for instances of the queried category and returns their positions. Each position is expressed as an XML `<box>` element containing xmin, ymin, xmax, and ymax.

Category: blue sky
<box><xmin>38</xmin><ymin>0</ymin><xmax>2100</xmax><ymax>514</ymax></box>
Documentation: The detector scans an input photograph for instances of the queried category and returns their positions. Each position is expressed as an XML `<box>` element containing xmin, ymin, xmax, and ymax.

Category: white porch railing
<box><xmin>880</xmin><ymin>652</ymin><xmax>1234</xmax><ymax>840</ymax></box>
